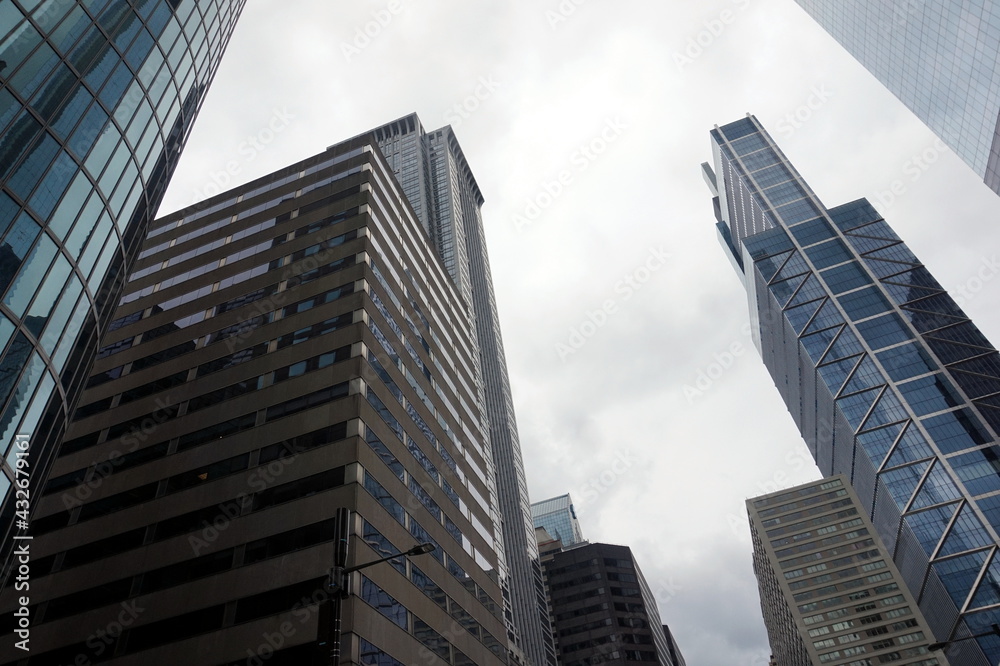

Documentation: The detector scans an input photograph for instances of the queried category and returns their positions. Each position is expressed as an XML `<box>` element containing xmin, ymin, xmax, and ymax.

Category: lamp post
<box><xmin>927</xmin><ymin>623</ymin><xmax>1000</xmax><ymax>656</ymax></box>
<box><xmin>325</xmin><ymin>508</ymin><xmax>435</xmax><ymax>665</ymax></box>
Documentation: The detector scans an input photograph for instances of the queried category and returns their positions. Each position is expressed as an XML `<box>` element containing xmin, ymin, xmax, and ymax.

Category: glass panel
<box><xmin>818</xmin><ymin>356</ymin><xmax>860</xmax><ymax>396</ymax></box>
<box><xmin>934</xmin><ymin>550</ymin><xmax>989</xmax><ymax>607</ymax></box>
<box><xmin>841</xmin><ymin>356</ymin><xmax>884</xmax><ymax>395</ymax></box>
<box><xmin>857</xmin><ymin>423</ymin><xmax>905</xmax><ymax>469</ymax></box>
<box><xmin>838</xmin><ymin>286</ymin><xmax>892</xmax><ymax>321</ymax></box>
<box><xmin>805</xmin><ymin>238</ymin><xmax>853</xmax><ymax>270</ymax></box>
<box><xmin>897</xmin><ymin>374</ymin><xmax>964</xmax><ymax>416</ymax></box>
<box><xmin>821</xmin><ymin>261</ymin><xmax>872</xmax><ymax>294</ymax></box>
<box><xmin>904</xmin><ymin>502</ymin><xmax>958</xmax><ymax>554</ymax></box>
<box><xmin>922</xmin><ymin>409</ymin><xmax>991</xmax><ymax>454</ymax></box>
<box><xmin>951</xmin><ymin>448</ymin><xmax>1000</xmax><ymax>497</ymax></box>
<box><xmin>882</xmin><ymin>423</ymin><xmax>933</xmax><ymax>468</ymax></box>
<box><xmin>880</xmin><ymin>460</ymin><xmax>931</xmax><ymax>507</ymax></box>
<box><xmin>24</xmin><ymin>253</ymin><xmax>71</xmax><ymax>337</ymax></box>
<box><xmin>836</xmin><ymin>387</ymin><xmax>881</xmax><ymax>430</ymax></box>
<box><xmin>909</xmin><ymin>462</ymin><xmax>963</xmax><ymax>510</ymax></box>
<box><xmin>3</xmin><ymin>370</ymin><xmax>53</xmax><ymax>465</ymax></box>
<box><xmin>38</xmin><ymin>273</ymin><xmax>81</xmax><ymax>357</ymax></box>
<box><xmin>876</xmin><ymin>342</ymin><xmax>937</xmax><ymax>381</ymax></box>
<box><xmin>938</xmin><ymin>504</ymin><xmax>993</xmax><ymax>557</ymax></box>
<box><xmin>4</xmin><ymin>232</ymin><xmax>56</xmax><ymax>318</ymax></box>
<box><xmin>789</xmin><ymin>217</ymin><xmax>836</xmax><ymax>247</ymax></box>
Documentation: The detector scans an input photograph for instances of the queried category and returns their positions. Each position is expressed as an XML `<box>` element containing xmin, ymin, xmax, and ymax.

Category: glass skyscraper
<box><xmin>792</xmin><ymin>0</ymin><xmax>1000</xmax><ymax>195</ymax></box>
<box><xmin>370</xmin><ymin>114</ymin><xmax>557</xmax><ymax>666</ymax></box>
<box><xmin>0</xmin><ymin>0</ymin><xmax>243</xmax><ymax>570</ymax></box>
<box><xmin>531</xmin><ymin>493</ymin><xmax>585</xmax><ymax>548</ymax></box>
<box><xmin>705</xmin><ymin>114</ymin><xmax>1000</xmax><ymax>666</ymax></box>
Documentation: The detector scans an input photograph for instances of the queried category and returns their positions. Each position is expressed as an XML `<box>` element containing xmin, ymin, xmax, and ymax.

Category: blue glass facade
<box><xmin>793</xmin><ymin>0</ymin><xmax>1000</xmax><ymax>196</ymax></box>
<box><xmin>531</xmin><ymin>493</ymin><xmax>585</xmax><ymax>548</ymax></box>
<box><xmin>0</xmin><ymin>0</ymin><xmax>243</xmax><ymax>555</ymax></box>
<box><xmin>708</xmin><ymin>115</ymin><xmax>1000</xmax><ymax>666</ymax></box>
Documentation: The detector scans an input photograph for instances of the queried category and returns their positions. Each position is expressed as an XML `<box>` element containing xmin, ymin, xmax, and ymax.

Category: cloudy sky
<box><xmin>158</xmin><ymin>1</ymin><xmax>1000</xmax><ymax>664</ymax></box>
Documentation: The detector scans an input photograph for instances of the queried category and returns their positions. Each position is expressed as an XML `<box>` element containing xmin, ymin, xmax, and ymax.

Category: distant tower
<box><xmin>531</xmin><ymin>493</ymin><xmax>586</xmax><ymax>547</ymax></box>
<box><xmin>749</xmin><ymin>475</ymin><xmax>947</xmax><ymax>666</ymax></box>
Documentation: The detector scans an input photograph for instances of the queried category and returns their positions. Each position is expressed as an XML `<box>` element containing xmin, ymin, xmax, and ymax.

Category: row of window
<box><xmin>78</xmin><ymin>273</ymin><xmax>357</xmax><ymax>426</ymax></box>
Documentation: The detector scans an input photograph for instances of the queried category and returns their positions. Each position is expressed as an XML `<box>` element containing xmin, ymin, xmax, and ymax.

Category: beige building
<box><xmin>748</xmin><ymin>476</ymin><xmax>947</xmax><ymax>666</ymax></box>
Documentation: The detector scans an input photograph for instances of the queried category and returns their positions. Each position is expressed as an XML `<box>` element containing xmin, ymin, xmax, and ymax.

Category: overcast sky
<box><xmin>158</xmin><ymin>1</ymin><xmax>1000</xmax><ymax>664</ymax></box>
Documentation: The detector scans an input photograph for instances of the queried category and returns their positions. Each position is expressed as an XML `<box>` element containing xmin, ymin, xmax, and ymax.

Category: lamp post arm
<box><xmin>343</xmin><ymin>553</ymin><xmax>405</xmax><ymax>574</ymax></box>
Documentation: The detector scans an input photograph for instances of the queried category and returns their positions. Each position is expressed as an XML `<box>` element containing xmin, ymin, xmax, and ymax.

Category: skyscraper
<box><xmin>0</xmin><ymin>126</ymin><xmax>510</xmax><ymax>664</ymax></box>
<box><xmin>791</xmin><ymin>0</ymin><xmax>1000</xmax><ymax>195</ymax></box>
<box><xmin>370</xmin><ymin>114</ymin><xmax>556</xmax><ymax>666</ymax></box>
<box><xmin>531</xmin><ymin>493</ymin><xmax>585</xmax><ymax>548</ymax></box>
<box><xmin>705</xmin><ymin>114</ymin><xmax>1000</xmax><ymax>666</ymax></box>
<box><xmin>539</xmin><ymin>541</ymin><xmax>682</xmax><ymax>666</ymax></box>
<box><xmin>0</xmin><ymin>0</ymin><xmax>244</xmax><ymax>573</ymax></box>
<box><xmin>749</xmin><ymin>475</ymin><xmax>946</xmax><ymax>666</ymax></box>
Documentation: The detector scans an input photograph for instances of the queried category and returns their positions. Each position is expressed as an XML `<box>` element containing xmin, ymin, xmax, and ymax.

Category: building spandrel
<box><xmin>705</xmin><ymin>114</ymin><xmax>1000</xmax><ymax>666</ymax></box>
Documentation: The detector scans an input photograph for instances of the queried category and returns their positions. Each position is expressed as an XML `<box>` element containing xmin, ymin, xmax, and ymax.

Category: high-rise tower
<box><xmin>749</xmin><ymin>475</ymin><xmax>946</xmax><ymax>666</ymax></box>
<box><xmin>0</xmin><ymin>126</ymin><xmax>510</xmax><ymax>665</ymax></box>
<box><xmin>531</xmin><ymin>494</ymin><xmax>585</xmax><ymax>549</ymax></box>
<box><xmin>705</xmin><ymin>114</ymin><xmax>1000</xmax><ymax>666</ymax></box>
<box><xmin>0</xmin><ymin>0</ymin><xmax>244</xmax><ymax>573</ymax></box>
<box><xmin>370</xmin><ymin>114</ymin><xmax>556</xmax><ymax>666</ymax></box>
<box><xmin>791</xmin><ymin>0</ymin><xmax>1000</xmax><ymax>195</ymax></box>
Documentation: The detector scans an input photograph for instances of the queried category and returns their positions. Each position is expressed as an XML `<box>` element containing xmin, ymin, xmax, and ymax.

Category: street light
<box><xmin>324</xmin><ymin>508</ymin><xmax>436</xmax><ymax>665</ymax></box>
<box><xmin>927</xmin><ymin>623</ymin><xmax>1000</xmax><ymax>652</ymax></box>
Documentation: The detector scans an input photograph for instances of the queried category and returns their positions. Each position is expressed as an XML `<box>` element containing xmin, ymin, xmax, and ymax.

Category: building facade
<box><xmin>540</xmin><ymin>542</ymin><xmax>681</xmax><ymax>666</ymax></box>
<box><xmin>0</xmin><ymin>129</ymin><xmax>510</xmax><ymax>664</ymax></box>
<box><xmin>531</xmin><ymin>494</ymin><xmax>586</xmax><ymax>548</ymax></box>
<box><xmin>369</xmin><ymin>114</ymin><xmax>556</xmax><ymax>666</ymax></box>
<box><xmin>0</xmin><ymin>0</ymin><xmax>244</xmax><ymax>574</ymax></box>
<box><xmin>791</xmin><ymin>0</ymin><xmax>1000</xmax><ymax>195</ymax></box>
<box><xmin>705</xmin><ymin>114</ymin><xmax>1000</xmax><ymax>666</ymax></box>
<box><xmin>661</xmin><ymin>626</ymin><xmax>686</xmax><ymax>666</ymax></box>
<box><xmin>749</xmin><ymin>475</ymin><xmax>946</xmax><ymax>666</ymax></box>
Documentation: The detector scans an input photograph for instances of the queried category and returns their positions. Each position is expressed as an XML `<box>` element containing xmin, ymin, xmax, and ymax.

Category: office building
<box><xmin>749</xmin><ymin>475</ymin><xmax>945</xmax><ymax>666</ymax></box>
<box><xmin>662</xmin><ymin>626</ymin><xmax>686</xmax><ymax>666</ymax></box>
<box><xmin>371</xmin><ymin>114</ymin><xmax>556</xmax><ymax>666</ymax></box>
<box><xmin>531</xmin><ymin>494</ymin><xmax>585</xmax><ymax>548</ymax></box>
<box><xmin>791</xmin><ymin>0</ymin><xmax>1000</xmax><ymax>195</ymax></box>
<box><xmin>0</xmin><ymin>125</ymin><xmax>510</xmax><ymax>664</ymax></box>
<box><xmin>705</xmin><ymin>114</ymin><xmax>1000</xmax><ymax>666</ymax></box>
<box><xmin>0</xmin><ymin>0</ymin><xmax>244</xmax><ymax>572</ymax></box>
<box><xmin>540</xmin><ymin>541</ymin><xmax>682</xmax><ymax>666</ymax></box>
